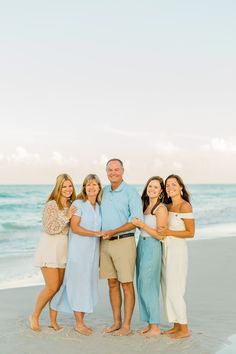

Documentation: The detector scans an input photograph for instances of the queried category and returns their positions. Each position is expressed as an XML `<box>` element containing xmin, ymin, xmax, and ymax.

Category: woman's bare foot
<box><xmin>142</xmin><ymin>327</ymin><xmax>161</xmax><ymax>338</ymax></box>
<box><xmin>29</xmin><ymin>315</ymin><xmax>41</xmax><ymax>331</ymax></box>
<box><xmin>162</xmin><ymin>324</ymin><xmax>180</xmax><ymax>335</ymax></box>
<box><xmin>75</xmin><ymin>324</ymin><xmax>92</xmax><ymax>336</ymax></box>
<box><xmin>170</xmin><ymin>330</ymin><xmax>190</xmax><ymax>339</ymax></box>
<box><xmin>137</xmin><ymin>325</ymin><xmax>150</xmax><ymax>334</ymax></box>
<box><xmin>103</xmin><ymin>323</ymin><xmax>121</xmax><ymax>333</ymax></box>
<box><xmin>113</xmin><ymin>327</ymin><xmax>133</xmax><ymax>336</ymax></box>
<box><xmin>48</xmin><ymin>322</ymin><xmax>62</xmax><ymax>331</ymax></box>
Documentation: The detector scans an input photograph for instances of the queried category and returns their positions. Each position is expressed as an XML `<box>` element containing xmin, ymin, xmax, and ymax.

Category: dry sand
<box><xmin>1</xmin><ymin>237</ymin><xmax>236</xmax><ymax>354</ymax></box>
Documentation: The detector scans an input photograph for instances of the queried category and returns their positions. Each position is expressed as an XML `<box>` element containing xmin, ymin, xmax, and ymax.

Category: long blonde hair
<box><xmin>77</xmin><ymin>174</ymin><xmax>102</xmax><ymax>204</ymax></box>
<box><xmin>47</xmin><ymin>173</ymin><xmax>77</xmax><ymax>209</ymax></box>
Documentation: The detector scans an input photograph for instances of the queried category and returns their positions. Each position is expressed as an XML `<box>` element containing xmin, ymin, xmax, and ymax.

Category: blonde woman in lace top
<box><xmin>159</xmin><ymin>174</ymin><xmax>195</xmax><ymax>339</ymax></box>
<box><xmin>29</xmin><ymin>174</ymin><xmax>77</xmax><ymax>332</ymax></box>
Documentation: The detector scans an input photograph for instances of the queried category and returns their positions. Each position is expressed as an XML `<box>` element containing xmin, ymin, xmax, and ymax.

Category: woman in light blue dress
<box><xmin>132</xmin><ymin>176</ymin><xmax>168</xmax><ymax>337</ymax></box>
<box><xmin>50</xmin><ymin>174</ymin><xmax>104</xmax><ymax>336</ymax></box>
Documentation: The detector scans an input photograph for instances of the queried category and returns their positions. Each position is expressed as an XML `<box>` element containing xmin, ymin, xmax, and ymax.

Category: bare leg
<box><xmin>29</xmin><ymin>267</ymin><xmax>62</xmax><ymax>331</ymax></box>
<box><xmin>170</xmin><ymin>324</ymin><xmax>190</xmax><ymax>339</ymax></box>
<box><xmin>49</xmin><ymin>268</ymin><xmax>65</xmax><ymax>330</ymax></box>
<box><xmin>104</xmin><ymin>278</ymin><xmax>122</xmax><ymax>333</ymax></box>
<box><xmin>113</xmin><ymin>282</ymin><xmax>134</xmax><ymax>336</ymax></box>
<box><xmin>162</xmin><ymin>322</ymin><xmax>180</xmax><ymax>335</ymax></box>
<box><xmin>74</xmin><ymin>311</ymin><xmax>92</xmax><ymax>336</ymax></box>
<box><xmin>142</xmin><ymin>324</ymin><xmax>161</xmax><ymax>338</ymax></box>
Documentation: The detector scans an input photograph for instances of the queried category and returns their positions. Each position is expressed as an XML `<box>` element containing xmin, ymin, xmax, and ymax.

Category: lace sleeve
<box><xmin>42</xmin><ymin>201</ymin><xmax>69</xmax><ymax>235</ymax></box>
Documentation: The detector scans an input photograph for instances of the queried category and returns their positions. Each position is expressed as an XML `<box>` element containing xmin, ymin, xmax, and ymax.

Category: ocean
<box><xmin>1</xmin><ymin>184</ymin><xmax>236</xmax><ymax>289</ymax></box>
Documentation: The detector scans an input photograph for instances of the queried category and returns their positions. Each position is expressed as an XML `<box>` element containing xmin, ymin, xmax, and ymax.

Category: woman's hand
<box><xmin>159</xmin><ymin>229</ymin><xmax>170</xmax><ymax>236</ymax></box>
<box><xmin>67</xmin><ymin>205</ymin><xmax>77</xmax><ymax>220</ymax></box>
<box><xmin>131</xmin><ymin>217</ymin><xmax>144</xmax><ymax>228</ymax></box>
<box><xmin>97</xmin><ymin>231</ymin><xmax>107</xmax><ymax>238</ymax></box>
<box><xmin>102</xmin><ymin>230</ymin><xmax>115</xmax><ymax>240</ymax></box>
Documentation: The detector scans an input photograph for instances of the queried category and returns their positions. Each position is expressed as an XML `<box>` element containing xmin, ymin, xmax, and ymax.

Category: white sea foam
<box><xmin>194</xmin><ymin>223</ymin><xmax>236</xmax><ymax>240</ymax></box>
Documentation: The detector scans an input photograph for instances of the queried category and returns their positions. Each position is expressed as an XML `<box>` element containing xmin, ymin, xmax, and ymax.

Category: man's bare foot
<box><xmin>75</xmin><ymin>324</ymin><xmax>92</xmax><ymax>336</ymax></box>
<box><xmin>48</xmin><ymin>322</ymin><xmax>62</xmax><ymax>331</ymax></box>
<box><xmin>113</xmin><ymin>327</ymin><xmax>133</xmax><ymax>336</ymax></box>
<box><xmin>103</xmin><ymin>323</ymin><xmax>121</xmax><ymax>333</ymax></box>
<box><xmin>29</xmin><ymin>315</ymin><xmax>41</xmax><ymax>331</ymax></box>
<box><xmin>137</xmin><ymin>325</ymin><xmax>150</xmax><ymax>334</ymax></box>
<box><xmin>142</xmin><ymin>328</ymin><xmax>161</xmax><ymax>338</ymax></box>
<box><xmin>170</xmin><ymin>330</ymin><xmax>190</xmax><ymax>339</ymax></box>
<box><xmin>161</xmin><ymin>326</ymin><xmax>179</xmax><ymax>335</ymax></box>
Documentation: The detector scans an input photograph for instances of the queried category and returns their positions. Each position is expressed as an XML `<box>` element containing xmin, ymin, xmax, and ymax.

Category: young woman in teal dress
<box><xmin>132</xmin><ymin>176</ymin><xmax>168</xmax><ymax>337</ymax></box>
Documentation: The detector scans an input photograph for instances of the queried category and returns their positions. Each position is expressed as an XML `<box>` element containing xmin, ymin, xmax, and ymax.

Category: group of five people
<box><xmin>30</xmin><ymin>158</ymin><xmax>195</xmax><ymax>339</ymax></box>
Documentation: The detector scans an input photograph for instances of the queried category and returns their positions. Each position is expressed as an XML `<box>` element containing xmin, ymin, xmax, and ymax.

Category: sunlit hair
<box><xmin>141</xmin><ymin>176</ymin><xmax>167</xmax><ymax>214</ymax></box>
<box><xmin>106</xmin><ymin>158</ymin><xmax>124</xmax><ymax>169</ymax></box>
<box><xmin>47</xmin><ymin>173</ymin><xmax>76</xmax><ymax>209</ymax></box>
<box><xmin>77</xmin><ymin>174</ymin><xmax>102</xmax><ymax>204</ymax></box>
<box><xmin>165</xmin><ymin>174</ymin><xmax>191</xmax><ymax>204</ymax></box>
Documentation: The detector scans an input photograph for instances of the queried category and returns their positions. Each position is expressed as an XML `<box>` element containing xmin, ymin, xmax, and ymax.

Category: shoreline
<box><xmin>1</xmin><ymin>235</ymin><xmax>236</xmax><ymax>291</ymax></box>
<box><xmin>0</xmin><ymin>237</ymin><xmax>236</xmax><ymax>353</ymax></box>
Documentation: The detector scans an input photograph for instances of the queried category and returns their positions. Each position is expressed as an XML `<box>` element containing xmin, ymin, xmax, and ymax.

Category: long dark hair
<box><xmin>165</xmin><ymin>174</ymin><xmax>191</xmax><ymax>204</ymax></box>
<box><xmin>141</xmin><ymin>176</ymin><xmax>167</xmax><ymax>214</ymax></box>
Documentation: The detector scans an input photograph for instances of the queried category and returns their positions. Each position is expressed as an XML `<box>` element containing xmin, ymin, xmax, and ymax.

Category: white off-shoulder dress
<box><xmin>34</xmin><ymin>200</ymin><xmax>70</xmax><ymax>268</ymax></box>
<box><xmin>161</xmin><ymin>212</ymin><xmax>194</xmax><ymax>324</ymax></box>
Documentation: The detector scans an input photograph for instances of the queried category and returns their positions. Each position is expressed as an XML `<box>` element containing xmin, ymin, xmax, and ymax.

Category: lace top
<box><xmin>42</xmin><ymin>200</ymin><xmax>70</xmax><ymax>235</ymax></box>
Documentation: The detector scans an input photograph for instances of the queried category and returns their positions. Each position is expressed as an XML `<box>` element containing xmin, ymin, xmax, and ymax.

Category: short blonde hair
<box><xmin>77</xmin><ymin>174</ymin><xmax>102</xmax><ymax>204</ymax></box>
<box><xmin>47</xmin><ymin>173</ymin><xmax>77</xmax><ymax>209</ymax></box>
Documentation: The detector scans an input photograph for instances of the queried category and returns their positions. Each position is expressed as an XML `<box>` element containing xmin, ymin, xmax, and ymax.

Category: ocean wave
<box><xmin>0</xmin><ymin>221</ymin><xmax>41</xmax><ymax>232</ymax></box>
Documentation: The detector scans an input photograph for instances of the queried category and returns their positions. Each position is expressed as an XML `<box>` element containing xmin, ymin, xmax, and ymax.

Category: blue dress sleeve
<box><xmin>72</xmin><ymin>199</ymin><xmax>83</xmax><ymax>217</ymax></box>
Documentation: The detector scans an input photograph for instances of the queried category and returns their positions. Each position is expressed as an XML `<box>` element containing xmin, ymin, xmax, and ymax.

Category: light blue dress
<box><xmin>50</xmin><ymin>199</ymin><xmax>101</xmax><ymax>314</ymax></box>
<box><xmin>136</xmin><ymin>213</ymin><xmax>162</xmax><ymax>324</ymax></box>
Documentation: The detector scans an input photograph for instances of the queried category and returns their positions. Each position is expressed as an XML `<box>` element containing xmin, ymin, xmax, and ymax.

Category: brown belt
<box><xmin>109</xmin><ymin>232</ymin><xmax>135</xmax><ymax>241</ymax></box>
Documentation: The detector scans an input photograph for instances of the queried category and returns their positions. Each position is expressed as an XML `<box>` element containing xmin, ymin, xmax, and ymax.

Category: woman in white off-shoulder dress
<box><xmin>159</xmin><ymin>174</ymin><xmax>195</xmax><ymax>339</ymax></box>
<box><xmin>29</xmin><ymin>174</ymin><xmax>77</xmax><ymax>332</ymax></box>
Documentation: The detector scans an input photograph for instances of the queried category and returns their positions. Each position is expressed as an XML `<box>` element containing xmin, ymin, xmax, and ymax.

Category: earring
<box><xmin>159</xmin><ymin>192</ymin><xmax>163</xmax><ymax>200</ymax></box>
<box><xmin>181</xmin><ymin>190</ymin><xmax>183</xmax><ymax>196</ymax></box>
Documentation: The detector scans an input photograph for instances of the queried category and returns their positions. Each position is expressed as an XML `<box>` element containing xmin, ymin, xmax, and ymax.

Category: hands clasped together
<box><xmin>131</xmin><ymin>217</ymin><xmax>169</xmax><ymax>239</ymax></box>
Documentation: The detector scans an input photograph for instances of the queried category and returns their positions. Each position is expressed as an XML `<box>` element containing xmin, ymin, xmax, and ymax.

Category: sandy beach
<box><xmin>0</xmin><ymin>237</ymin><xmax>236</xmax><ymax>354</ymax></box>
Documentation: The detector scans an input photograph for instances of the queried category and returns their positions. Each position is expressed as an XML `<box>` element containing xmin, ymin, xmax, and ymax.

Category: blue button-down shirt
<box><xmin>101</xmin><ymin>181</ymin><xmax>144</xmax><ymax>231</ymax></box>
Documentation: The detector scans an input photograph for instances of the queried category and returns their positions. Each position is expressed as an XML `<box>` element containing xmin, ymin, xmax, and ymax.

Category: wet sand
<box><xmin>0</xmin><ymin>237</ymin><xmax>236</xmax><ymax>354</ymax></box>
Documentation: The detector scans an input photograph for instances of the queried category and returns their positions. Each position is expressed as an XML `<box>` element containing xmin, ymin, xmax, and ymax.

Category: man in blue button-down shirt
<box><xmin>100</xmin><ymin>158</ymin><xmax>143</xmax><ymax>336</ymax></box>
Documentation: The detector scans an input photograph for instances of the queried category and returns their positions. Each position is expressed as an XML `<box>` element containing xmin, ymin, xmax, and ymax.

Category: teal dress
<box><xmin>136</xmin><ymin>213</ymin><xmax>162</xmax><ymax>324</ymax></box>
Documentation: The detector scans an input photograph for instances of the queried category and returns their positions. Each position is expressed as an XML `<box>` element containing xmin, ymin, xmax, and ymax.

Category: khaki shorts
<box><xmin>99</xmin><ymin>237</ymin><xmax>136</xmax><ymax>283</ymax></box>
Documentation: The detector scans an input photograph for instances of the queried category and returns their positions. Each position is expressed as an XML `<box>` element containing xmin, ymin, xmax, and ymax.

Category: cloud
<box><xmin>92</xmin><ymin>154</ymin><xmax>109</xmax><ymax>166</ymax></box>
<box><xmin>50</xmin><ymin>151</ymin><xmax>79</xmax><ymax>165</ymax></box>
<box><xmin>202</xmin><ymin>138</ymin><xmax>236</xmax><ymax>153</ymax></box>
<box><xmin>3</xmin><ymin>147</ymin><xmax>40</xmax><ymax>164</ymax></box>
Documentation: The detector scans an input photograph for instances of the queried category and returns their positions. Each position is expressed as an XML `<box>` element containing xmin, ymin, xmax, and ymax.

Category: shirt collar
<box><xmin>108</xmin><ymin>180</ymin><xmax>126</xmax><ymax>192</ymax></box>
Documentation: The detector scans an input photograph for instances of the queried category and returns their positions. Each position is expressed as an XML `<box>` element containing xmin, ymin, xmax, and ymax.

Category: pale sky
<box><xmin>0</xmin><ymin>0</ymin><xmax>235</xmax><ymax>184</ymax></box>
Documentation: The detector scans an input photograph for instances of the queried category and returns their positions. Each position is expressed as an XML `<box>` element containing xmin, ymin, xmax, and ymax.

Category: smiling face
<box><xmin>85</xmin><ymin>179</ymin><xmax>100</xmax><ymax>198</ymax></box>
<box><xmin>60</xmin><ymin>180</ymin><xmax>74</xmax><ymax>199</ymax></box>
<box><xmin>147</xmin><ymin>179</ymin><xmax>162</xmax><ymax>199</ymax></box>
<box><xmin>165</xmin><ymin>177</ymin><xmax>182</xmax><ymax>198</ymax></box>
<box><xmin>106</xmin><ymin>160</ymin><xmax>124</xmax><ymax>186</ymax></box>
